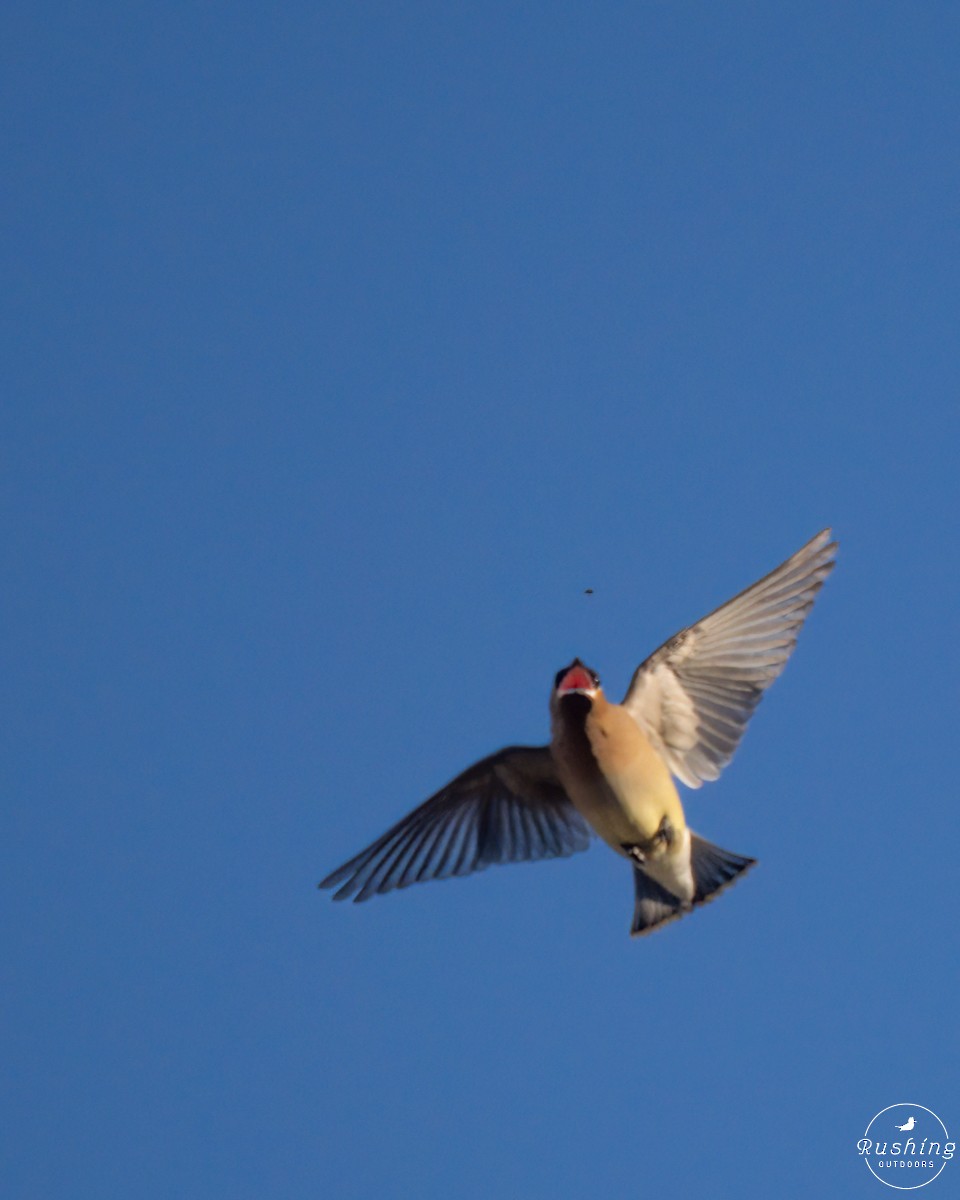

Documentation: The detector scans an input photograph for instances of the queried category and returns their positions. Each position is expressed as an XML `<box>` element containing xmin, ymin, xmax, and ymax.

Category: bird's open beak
<box><xmin>556</xmin><ymin>664</ymin><xmax>597</xmax><ymax>696</ymax></box>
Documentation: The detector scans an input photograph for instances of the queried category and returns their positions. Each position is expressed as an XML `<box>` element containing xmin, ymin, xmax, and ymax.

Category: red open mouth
<box><xmin>558</xmin><ymin>665</ymin><xmax>595</xmax><ymax>694</ymax></box>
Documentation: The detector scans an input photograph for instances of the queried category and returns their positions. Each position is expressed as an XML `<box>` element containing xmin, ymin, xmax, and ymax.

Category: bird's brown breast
<box><xmin>551</xmin><ymin>692</ymin><xmax>684</xmax><ymax>846</ymax></box>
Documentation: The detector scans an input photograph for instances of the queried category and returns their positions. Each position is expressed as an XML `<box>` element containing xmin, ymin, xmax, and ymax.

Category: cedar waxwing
<box><xmin>320</xmin><ymin>530</ymin><xmax>837</xmax><ymax>936</ymax></box>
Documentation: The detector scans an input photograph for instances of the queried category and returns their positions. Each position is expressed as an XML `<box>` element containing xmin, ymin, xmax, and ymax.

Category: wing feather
<box><xmin>320</xmin><ymin>745</ymin><xmax>592</xmax><ymax>901</ymax></box>
<box><xmin>622</xmin><ymin>530</ymin><xmax>837</xmax><ymax>788</ymax></box>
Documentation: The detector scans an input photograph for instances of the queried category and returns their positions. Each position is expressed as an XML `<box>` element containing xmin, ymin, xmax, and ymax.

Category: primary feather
<box><xmin>622</xmin><ymin>529</ymin><xmax>837</xmax><ymax>788</ymax></box>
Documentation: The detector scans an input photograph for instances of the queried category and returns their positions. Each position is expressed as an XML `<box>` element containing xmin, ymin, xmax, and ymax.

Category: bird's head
<box><xmin>551</xmin><ymin>658</ymin><xmax>601</xmax><ymax>716</ymax></box>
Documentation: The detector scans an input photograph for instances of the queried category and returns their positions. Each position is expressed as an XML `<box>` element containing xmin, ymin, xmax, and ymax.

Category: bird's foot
<box><xmin>654</xmin><ymin>816</ymin><xmax>675</xmax><ymax>849</ymax></box>
<box><xmin>622</xmin><ymin>819</ymin><xmax>675</xmax><ymax>865</ymax></box>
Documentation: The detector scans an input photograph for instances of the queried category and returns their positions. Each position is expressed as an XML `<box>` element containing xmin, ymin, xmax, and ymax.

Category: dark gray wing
<box><xmin>622</xmin><ymin>529</ymin><xmax>837</xmax><ymax>788</ymax></box>
<box><xmin>319</xmin><ymin>745</ymin><xmax>592</xmax><ymax>902</ymax></box>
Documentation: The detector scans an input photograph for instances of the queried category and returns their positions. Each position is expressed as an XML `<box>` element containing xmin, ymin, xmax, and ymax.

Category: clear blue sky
<box><xmin>3</xmin><ymin>4</ymin><xmax>958</xmax><ymax>1198</ymax></box>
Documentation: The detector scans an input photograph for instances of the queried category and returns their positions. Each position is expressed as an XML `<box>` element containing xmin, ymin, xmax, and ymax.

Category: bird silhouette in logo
<box><xmin>896</xmin><ymin>1116</ymin><xmax>916</xmax><ymax>1132</ymax></box>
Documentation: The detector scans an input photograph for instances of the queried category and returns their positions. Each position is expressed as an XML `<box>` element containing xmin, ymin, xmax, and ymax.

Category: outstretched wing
<box><xmin>622</xmin><ymin>529</ymin><xmax>837</xmax><ymax>788</ymax></box>
<box><xmin>320</xmin><ymin>745</ymin><xmax>592</xmax><ymax>902</ymax></box>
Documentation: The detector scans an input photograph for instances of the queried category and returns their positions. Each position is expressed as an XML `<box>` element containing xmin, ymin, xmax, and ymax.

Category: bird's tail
<box><xmin>630</xmin><ymin>834</ymin><xmax>756</xmax><ymax>937</ymax></box>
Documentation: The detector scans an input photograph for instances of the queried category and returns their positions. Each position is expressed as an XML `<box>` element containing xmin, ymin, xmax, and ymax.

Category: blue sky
<box><xmin>3</xmin><ymin>4</ymin><xmax>958</xmax><ymax>1198</ymax></box>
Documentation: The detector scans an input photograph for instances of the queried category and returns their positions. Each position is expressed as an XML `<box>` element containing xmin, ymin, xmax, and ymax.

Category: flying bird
<box><xmin>896</xmin><ymin>1117</ymin><xmax>916</xmax><ymax>1132</ymax></box>
<box><xmin>320</xmin><ymin>530</ymin><xmax>837</xmax><ymax>936</ymax></box>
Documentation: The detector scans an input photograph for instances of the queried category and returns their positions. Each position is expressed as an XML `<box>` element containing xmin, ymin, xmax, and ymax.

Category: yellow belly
<box><xmin>553</xmin><ymin>698</ymin><xmax>686</xmax><ymax>851</ymax></box>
